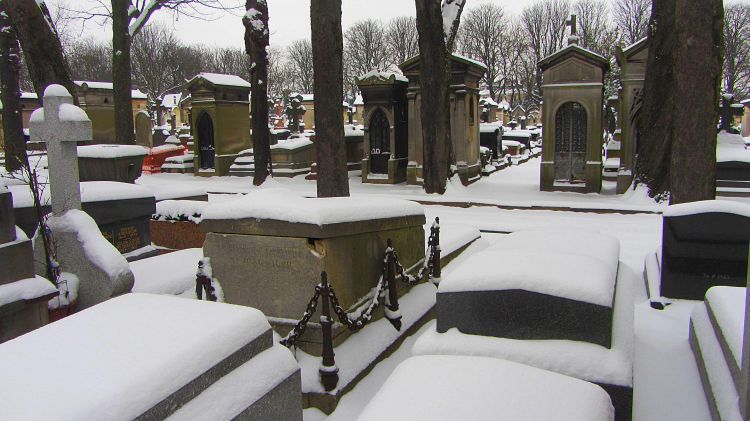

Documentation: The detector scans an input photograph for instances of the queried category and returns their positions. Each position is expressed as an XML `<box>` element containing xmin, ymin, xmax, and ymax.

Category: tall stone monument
<box><xmin>134</xmin><ymin>110</ymin><xmax>154</xmax><ymax>148</ymax></box>
<box><xmin>185</xmin><ymin>73</ymin><xmax>252</xmax><ymax>176</ymax></box>
<box><xmin>29</xmin><ymin>85</ymin><xmax>134</xmax><ymax>310</ymax></box>
<box><xmin>357</xmin><ymin>71</ymin><xmax>409</xmax><ymax>184</ymax></box>
<box><xmin>399</xmin><ymin>54</ymin><xmax>486</xmax><ymax>185</ymax></box>
<box><xmin>538</xmin><ymin>15</ymin><xmax>609</xmax><ymax>193</ymax></box>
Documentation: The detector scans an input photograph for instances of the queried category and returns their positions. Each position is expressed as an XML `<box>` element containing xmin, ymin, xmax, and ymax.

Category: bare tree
<box><xmin>344</xmin><ymin>19</ymin><xmax>390</xmax><ymax>78</ymax></box>
<box><xmin>286</xmin><ymin>39</ymin><xmax>314</xmax><ymax>93</ymax></box>
<box><xmin>67</xmin><ymin>38</ymin><xmax>113</xmax><ymax>82</ymax></box>
<box><xmin>458</xmin><ymin>3</ymin><xmax>506</xmax><ymax>99</ymax></box>
<box><xmin>0</xmin><ymin>0</ymin><xmax>27</xmax><ymax>172</ymax></box>
<box><xmin>267</xmin><ymin>47</ymin><xmax>292</xmax><ymax>97</ymax></box>
<box><xmin>638</xmin><ymin>0</ymin><xmax>724</xmax><ymax>204</ymax></box>
<box><xmin>724</xmin><ymin>3</ymin><xmax>750</xmax><ymax>98</ymax></box>
<box><xmin>311</xmin><ymin>0</ymin><xmax>349</xmax><ymax>198</ymax></box>
<box><xmin>244</xmin><ymin>0</ymin><xmax>272</xmax><ymax>186</ymax></box>
<box><xmin>5</xmin><ymin>0</ymin><xmax>77</xmax><ymax>103</ymax></box>
<box><xmin>521</xmin><ymin>0</ymin><xmax>572</xmax><ymax>104</ymax></box>
<box><xmin>575</xmin><ymin>0</ymin><xmax>617</xmax><ymax>56</ymax></box>
<box><xmin>413</xmin><ymin>0</ymin><xmax>465</xmax><ymax>194</ymax></box>
<box><xmin>131</xmin><ymin>23</ymin><xmax>178</xmax><ymax>99</ymax></box>
<box><xmin>69</xmin><ymin>0</ymin><xmax>236</xmax><ymax>144</ymax></box>
<box><xmin>385</xmin><ymin>16</ymin><xmax>419</xmax><ymax>66</ymax></box>
<box><xmin>612</xmin><ymin>0</ymin><xmax>650</xmax><ymax>45</ymax></box>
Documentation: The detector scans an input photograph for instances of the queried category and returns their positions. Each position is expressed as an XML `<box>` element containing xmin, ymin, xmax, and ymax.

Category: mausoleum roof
<box><xmin>538</xmin><ymin>44</ymin><xmax>609</xmax><ymax>72</ymax></box>
<box><xmin>186</xmin><ymin>73</ymin><xmax>251</xmax><ymax>89</ymax></box>
<box><xmin>74</xmin><ymin>81</ymin><xmax>149</xmax><ymax>99</ymax></box>
<box><xmin>399</xmin><ymin>53</ymin><xmax>488</xmax><ymax>73</ymax></box>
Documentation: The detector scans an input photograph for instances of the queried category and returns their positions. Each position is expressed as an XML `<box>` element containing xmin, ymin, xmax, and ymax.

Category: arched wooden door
<box><xmin>197</xmin><ymin>112</ymin><xmax>215</xmax><ymax>169</ymax></box>
<box><xmin>554</xmin><ymin>102</ymin><xmax>587</xmax><ymax>183</ymax></box>
<box><xmin>369</xmin><ymin>110</ymin><xmax>390</xmax><ymax>174</ymax></box>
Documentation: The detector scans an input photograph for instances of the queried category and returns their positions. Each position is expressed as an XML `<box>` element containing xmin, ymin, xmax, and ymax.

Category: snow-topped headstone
<box><xmin>29</xmin><ymin>84</ymin><xmax>92</xmax><ymax>214</ymax></box>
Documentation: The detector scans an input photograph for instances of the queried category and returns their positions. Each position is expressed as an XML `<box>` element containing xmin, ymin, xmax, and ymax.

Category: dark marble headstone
<box><xmin>11</xmin><ymin>183</ymin><xmax>156</xmax><ymax>260</ymax></box>
<box><xmin>479</xmin><ymin>126</ymin><xmax>501</xmax><ymax>159</ymax></box>
<box><xmin>661</xmin><ymin>203</ymin><xmax>750</xmax><ymax>299</ymax></box>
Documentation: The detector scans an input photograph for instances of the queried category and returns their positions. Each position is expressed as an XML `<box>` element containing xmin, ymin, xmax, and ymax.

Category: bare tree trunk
<box><xmin>415</xmin><ymin>0</ymin><xmax>451</xmax><ymax>194</ymax></box>
<box><xmin>112</xmin><ymin>0</ymin><xmax>135</xmax><ymax>145</ymax></box>
<box><xmin>244</xmin><ymin>0</ymin><xmax>272</xmax><ymax>185</ymax></box>
<box><xmin>636</xmin><ymin>0</ymin><xmax>676</xmax><ymax>198</ymax></box>
<box><xmin>0</xmin><ymin>1</ymin><xmax>27</xmax><ymax>172</ymax></box>
<box><xmin>311</xmin><ymin>0</ymin><xmax>350</xmax><ymax>198</ymax></box>
<box><xmin>669</xmin><ymin>0</ymin><xmax>723</xmax><ymax>204</ymax></box>
<box><xmin>5</xmin><ymin>0</ymin><xmax>77</xmax><ymax>102</ymax></box>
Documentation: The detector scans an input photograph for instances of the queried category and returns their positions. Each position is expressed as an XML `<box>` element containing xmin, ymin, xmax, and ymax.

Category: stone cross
<box><xmin>719</xmin><ymin>93</ymin><xmax>743</xmax><ymax>133</ymax></box>
<box><xmin>29</xmin><ymin>84</ymin><xmax>92</xmax><ymax>215</ymax></box>
<box><xmin>566</xmin><ymin>14</ymin><xmax>579</xmax><ymax>46</ymax></box>
<box><xmin>285</xmin><ymin>93</ymin><xmax>306</xmax><ymax>133</ymax></box>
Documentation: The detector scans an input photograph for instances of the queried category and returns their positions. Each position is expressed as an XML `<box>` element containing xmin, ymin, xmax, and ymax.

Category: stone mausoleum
<box><xmin>538</xmin><ymin>30</ymin><xmax>609</xmax><ymax>193</ymax></box>
<box><xmin>399</xmin><ymin>54</ymin><xmax>486</xmax><ymax>185</ymax></box>
<box><xmin>614</xmin><ymin>37</ymin><xmax>648</xmax><ymax>194</ymax></box>
<box><xmin>357</xmin><ymin>71</ymin><xmax>409</xmax><ymax>184</ymax></box>
<box><xmin>186</xmin><ymin>73</ymin><xmax>252</xmax><ymax>176</ymax></box>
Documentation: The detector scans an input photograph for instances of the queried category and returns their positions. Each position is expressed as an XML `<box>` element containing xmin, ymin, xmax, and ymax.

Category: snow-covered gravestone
<box><xmin>29</xmin><ymin>86</ymin><xmax>134</xmax><ymax>309</ymax></box>
<box><xmin>29</xmin><ymin>84</ymin><xmax>91</xmax><ymax>215</ymax></box>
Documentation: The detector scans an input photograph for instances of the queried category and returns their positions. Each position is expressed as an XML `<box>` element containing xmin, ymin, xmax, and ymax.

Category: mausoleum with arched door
<box><xmin>185</xmin><ymin>73</ymin><xmax>252</xmax><ymax>176</ymax></box>
<box><xmin>538</xmin><ymin>39</ymin><xmax>609</xmax><ymax>193</ymax></box>
<box><xmin>356</xmin><ymin>71</ymin><xmax>409</xmax><ymax>184</ymax></box>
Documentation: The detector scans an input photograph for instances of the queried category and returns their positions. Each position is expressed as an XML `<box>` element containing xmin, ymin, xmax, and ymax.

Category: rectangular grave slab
<box><xmin>0</xmin><ymin>293</ymin><xmax>301</xmax><ymax>420</ymax></box>
<box><xmin>437</xmin><ymin>230</ymin><xmax>620</xmax><ymax>348</ymax></box>
<box><xmin>78</xmin><ymin>144</ymin><xmax>148</xmax><ymax>184</ymax></box>
<box><xmin>661</xmin><ymin>201</ymin><xmax>750</xmax><ymax>300</ymax></box>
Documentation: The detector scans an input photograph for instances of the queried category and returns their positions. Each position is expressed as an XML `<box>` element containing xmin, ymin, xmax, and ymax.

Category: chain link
<box><xmin>279</xmin><ymin>218</ymin><xmax>439</xmax><ymax>347</ymax></box>
<box><xmin>279</xmin><ymin>285</ymin><xmax>322</xmax><ymax>347</ymax></box>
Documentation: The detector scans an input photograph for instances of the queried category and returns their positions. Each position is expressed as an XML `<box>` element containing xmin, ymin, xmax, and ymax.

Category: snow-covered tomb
<box><xmin>0</xmin><ymin>294</ymin><xmax>302</xmax><ymax>420</ymax></box>
<box><xmin>661</xmin><ymin>200</ymin><xmax>750</xmax><ymax>300</ymax></box>
<box><xmin>200</xmin><ymin>188</ymin><xmax>425</xmax><ymax>354</ymax></box>
<box><xmin>437</xmin><ymin>230</ymin><xmax>620</xmax><ymax>348</ymax></box>
<box><xmin>358</xmin><ymin>355</ymin><xmax>614</xmax><ymax>421</ymax></box>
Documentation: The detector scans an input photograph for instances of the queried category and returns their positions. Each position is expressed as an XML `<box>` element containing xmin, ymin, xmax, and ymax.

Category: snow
<box><xmin>161</xmin><ymin>93</ymin><xmax>182</xmax><ymax>108</ymax></box>
<box><xmin>415</xmin><ymin>259</ymin><xmax>636</xmax><ymax>386</ymax></box>
<box><xmin>504</xmin><ymin>130</ymin><xmax>532</xmax><ymax>138</ymax></box>
<box><xmin>74</xmin><ymin>81</ymin><xmax>149</xmax><ymax>99</ymax></box>
<box><xmin>271</xmin><ymin>137</ymin><xmax>313</xmax><ymax>150</ymax></box>
<box><xmin>0</xmin><ymin>293</ymin><xmax>270</xmax><ymax>421</ymax></box>
<box><xmin>479</xmin><ymin>122</ymin><xmax>502</xmax><ymax>133</ymax></box>
<box><xmin>345</xmin><ymin>125</ymin><xmax>364</xmax><ymax>137</ymax></box>
<box><xmin>358</xmin><ymin>70</ymin><xmax>408</xmax><ymax>83</ymax></box>
<box><xmin>438</xmin><ymin>229</ymin><xmax>620</xmax><ymax>307</ymax></box>
<box><xmin>80</xmin><ymin>181</ymin><xmax>154</xmax><ymax>203</ymax></box>
<box><xmin>691</xmin><ymin>302</ymin><xmax>743</xmax><ymax>421</ymax></box>
<box><xmin>77</xmin><ymin>144</ymin><xmax>148</xmax><ymax>159</ymax></box>
<box><xmin>201</xmin><ymin>188</ymin><xmax>424</xmax><ymax>225</ymax></box>
<box><xmin>58</xmin><ymin>103</ymin><xmax>89</xmax><ymax>122</ymax></box>
<box><xmin>47</xmin><ymin>209</ymin><xmax>130</xmax><ymax>279</ymax></box>
<box><xmin>502</xmin><ymin>140</ymin><xmax>522</xmax><ymax>147</ymax></box>
<box><xmin>188</xmin><ymin>73</ymin><xmax>251</xmax><ymax>89</ymax></box>
<box><xmin>131</xmin><ymin>248</ymin><xmax>204</xmax><ymax>296</ymax></box>
<box><xmin>43</xmin><ymin>84</ymin><xmax>72</xmax><ymax>98</ymax></box>
<box><xmin>705</xmin><ymin>286</ymin><xmax>745</xmax><ymax>368</ymax></box>
<box><xmin>154</xmin><ymin>200</ymin><xmax>207</xmax><ymax>222</ymax></box>
<box><xmin>0</xmin><ymin>275</ymin><xmax>56</xmax><ymax>307</ymax></box>
<box><xmin>357</xmin><ymin>355</ymin><xmax>614</xmax><ymax>421</ymax></box>
<box><xmin>167</xmin><ymin>344</ymin><xmax>298</xmax><ymax>420</ymax></box>
<box><xmin>663</xmin><ymin>199</ymin><xmax>750</xmax><ymax>218</ymax></box>
<box><xmin>717</xmin><ymin>131</ymin><xmax>750</xmax><ymax>163</ymax></box>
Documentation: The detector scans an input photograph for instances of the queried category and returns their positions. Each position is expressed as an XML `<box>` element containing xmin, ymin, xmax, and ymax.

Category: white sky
<box><xmin>53</xmin><ymin>0</ymin><xmax>527</xmax><ymax>50</ymax></box>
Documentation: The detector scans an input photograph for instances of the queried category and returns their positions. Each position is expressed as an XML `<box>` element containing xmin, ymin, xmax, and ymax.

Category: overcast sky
<box><xmin>52</xmin><ymin>0</ymin><xmax>527</xmax><ymax>50</ymax></box>
<box><xmin>52</xmin><ymin>0</ymin><xmax>747</xmax><ymax>51</ymax></box>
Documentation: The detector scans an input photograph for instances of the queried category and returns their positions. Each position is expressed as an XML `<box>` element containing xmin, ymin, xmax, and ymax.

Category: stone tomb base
<box><xmin>201</xmin><ymin>192</ymin><xmax>425</xmax><ymax>355</ymax></box>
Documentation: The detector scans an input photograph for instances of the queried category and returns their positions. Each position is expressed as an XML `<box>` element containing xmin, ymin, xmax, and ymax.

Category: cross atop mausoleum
<box><xmin>566</xmin><ymin>14</ymin><xmax>579</xmax><ymax>45</ymax></box>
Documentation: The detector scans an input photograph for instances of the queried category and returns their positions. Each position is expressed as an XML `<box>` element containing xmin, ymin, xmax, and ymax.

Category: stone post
<box><xmin>29</xmin><ymin>84</ymin><xmax>92</xmax><ymax>215</ymax></box>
